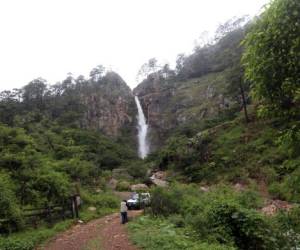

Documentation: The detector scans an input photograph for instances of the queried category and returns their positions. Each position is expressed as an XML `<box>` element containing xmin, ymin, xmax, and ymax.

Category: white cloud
<box><xmin>0</xmin><ymin>0</ymin><xmax>270</xmax><ymax>90</ymax></box>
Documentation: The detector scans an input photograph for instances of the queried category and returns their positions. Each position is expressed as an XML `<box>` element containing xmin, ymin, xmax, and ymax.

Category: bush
<box><xmin>126</xmin><ymin>161</ymin><xmax>149</xmax><ymax>181</ymax></box>
<box><xmin>80</xmin><ymin>189</ymin><xmax>119</xmax><ymax>210</ymax></box>
<box><xmin>0</xmin><ymin>219</ymin><xmax>73</xmax><ymax>250</ymax></box>
<box><xmin>150</xmin><ymin>186</ymin><xmax>183</xmax><ymax>216</ymax></box>
<box><xmin>0</xmin><ymin>173</ymin><xmax>23</xmax><ymax>233</ymax></box>
<box><xmin>26</xmin><ymin>167</ymin><xmax>71</xmax><ymax>206</ymax></box>
<box><xmin>273</xmin><ymin>206</ymin><xmax>300</xmax><ymax>249</ymax></box>
<box><xmin>93</xmin><ymin>193</ymin><xmax>119</xmax><ymax>209</ymax></box>
<box><xmin>116</xmin><ymin>181</ymin><xmax>131</xmax><ymax>191</ymax></box>
<box><xmin>205</xmin><ymin>202</ymin><xmax>275</xmax><ymax>249</ymax></box>
<box><xmin>270</xmin><ymin>167</ymin><xmax>300</xmax><ymax>202</ymax></box>
<box><xmin>128</xmin><ymin>216</ymin><xmax>236</xmax><ymax>250</ymax></box>
<box><xmin>148</xmin><ymin>184</ymin><xmax>281</xmax><ymax>249</ymax></box>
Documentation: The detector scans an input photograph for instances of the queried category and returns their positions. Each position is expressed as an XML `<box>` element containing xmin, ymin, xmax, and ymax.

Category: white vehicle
<box><xmin>127</xmin><ymin>192</ymin><xmax>151</xmax><ymax>209</ymax></box>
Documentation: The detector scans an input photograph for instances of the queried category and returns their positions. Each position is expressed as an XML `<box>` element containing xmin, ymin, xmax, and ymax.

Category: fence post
<box><xmin>71</xmin><ymin>195</ymin><xmax>80</xmax><ymax>219</ymax></box>
<box><xmin>74</xmin><ymin>195</ymin><xmax>79</xmax><ymax>219</ymax></box>
<box><xmin>47</xmin><ymin>206</ymin><xmax>52</xmax><ymax>224</ymax></box>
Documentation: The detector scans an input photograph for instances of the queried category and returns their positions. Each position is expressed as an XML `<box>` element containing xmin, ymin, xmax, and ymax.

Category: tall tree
<box><xmin>243</xmin><ymin>0</ymin><xmax>300</xmax><ymax>117</ymax></box>
<box><xmin>89</xmin><ymin>65</ymin><xmax>105</xmax><ymax>82</ymax></box>
<box><xmin>136</xmin><ymin>58</ymin><xmax>160</xmax><ymax>82</ymax></box>
<box><xmin>22</xmin><ymin>78</ymin><xmax>47</xmax><ymax>110</ymax></box>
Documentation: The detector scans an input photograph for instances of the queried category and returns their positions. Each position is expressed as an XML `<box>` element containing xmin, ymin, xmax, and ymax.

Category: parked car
<box><xmin>127</xmin><ymin>192</ymin><xmax>151</xmax><ymax>210</ymax></box>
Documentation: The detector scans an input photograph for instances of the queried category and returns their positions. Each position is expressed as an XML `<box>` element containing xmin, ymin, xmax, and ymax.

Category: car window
<box><xmin>132</xmin><ymin>194</ymin><xmax>139</xmax><ymax>199</ymax></box>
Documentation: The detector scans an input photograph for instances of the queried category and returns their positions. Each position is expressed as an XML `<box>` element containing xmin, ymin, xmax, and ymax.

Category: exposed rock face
<box><xmin>81</xmin><ymin>72</ymin><xmax>136</xmax><ymax>137</ymax></box>
<box><xmin>133</xmin><ymin>70</ymin><xmax>234</xmax><ymax>150</ymax></box>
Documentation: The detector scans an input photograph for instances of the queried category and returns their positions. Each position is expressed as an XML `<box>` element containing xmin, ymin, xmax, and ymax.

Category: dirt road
<box><xmin>42</xmin><ymin>210</ymin><xmax>142</xmax><ymax>250</ymax></box>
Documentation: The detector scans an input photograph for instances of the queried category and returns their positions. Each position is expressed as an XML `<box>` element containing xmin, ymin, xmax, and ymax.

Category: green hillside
<box><xmin>0</xmin><ymin>0</ymin><xmax>299</xmax><ymax>249</ymax></box>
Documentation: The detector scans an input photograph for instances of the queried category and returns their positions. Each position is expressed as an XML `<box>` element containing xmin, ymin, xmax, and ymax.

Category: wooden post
<box><xmin>71</xmin><ymin>196</ymin><xmax>76</xmax><ymax>219</ymax></box>
<box><xmin>47</xmin><ymin>206</ymin><xmax>52</xmax><ymax>224</ymax></box>
<box><xmin>74</xmin><ymin>195</ymin><xmax>79</xmax><ymax>219</ymax></box>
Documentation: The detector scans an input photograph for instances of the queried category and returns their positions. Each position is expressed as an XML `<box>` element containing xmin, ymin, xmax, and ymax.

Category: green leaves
<box><xmin>243</xmin><ymin>0</ymin><xmax>300</xmax><ymax>118</ymax></box>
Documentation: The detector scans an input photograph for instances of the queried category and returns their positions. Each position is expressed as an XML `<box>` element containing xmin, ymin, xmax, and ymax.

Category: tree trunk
<box><xmin>239</xmin><ymin>83</ymin><xmax>249</xmax><ymax>123</ymax></box>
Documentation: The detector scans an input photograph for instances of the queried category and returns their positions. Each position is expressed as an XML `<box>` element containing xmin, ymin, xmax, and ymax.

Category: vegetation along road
<box><xmin>42</xmin><ymin>210</ymin><xmax>142</xmax><ymax>250</ymax></box>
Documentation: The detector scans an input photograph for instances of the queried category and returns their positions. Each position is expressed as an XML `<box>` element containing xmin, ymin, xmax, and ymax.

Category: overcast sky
<box><xmin>0</xmin><ymin>0</ymin><xmax>270</xmax><ymax>91</ymax></box>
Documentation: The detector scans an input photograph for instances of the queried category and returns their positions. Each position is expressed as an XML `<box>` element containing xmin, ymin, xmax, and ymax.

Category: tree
<box><xmin>89</xmin><ymin>65</ymin><xmax>105</xmax><ymax>82</ymax></box>
<box><xmin>136</xmin><ymin>58</ymin><xmax>160</xmax><ymax>82</ymax></box>
<box><xmin>242</xmin><ymin>0</ymin><xmax>300</xmax><ymax>117</ymax></box>
<box><xmin>226</xmin><ymin>65</ymin><xmax>250</xmax><ymax>123</ymax></box>
<box><xmin>22</xmin><ymin>78</ymin><xmax>47</xmax><ymax>110</ymax></box>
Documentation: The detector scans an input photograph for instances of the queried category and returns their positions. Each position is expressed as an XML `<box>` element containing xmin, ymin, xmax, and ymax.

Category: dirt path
<box><xmin>41</xmin><ymin>210</ymin><xmax>142</xmax><ymax>250</ymax></box>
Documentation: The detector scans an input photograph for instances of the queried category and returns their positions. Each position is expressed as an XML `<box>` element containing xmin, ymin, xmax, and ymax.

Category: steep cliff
<box><xmin>133</xmin><ymin>27</ymin><xmax>246</xmax><ymax>151</ymax></box>
<box><xmin>80</xmin><ymin>72</ymin><xmax>136</xmax><ymax>139</ymax></box>
<box><xmin>133</xmin><ymin>70</ymin><xmax>235</xmax><ymax>151</ymax></box>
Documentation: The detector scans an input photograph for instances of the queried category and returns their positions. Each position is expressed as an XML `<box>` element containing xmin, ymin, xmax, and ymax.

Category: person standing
<box><xmin>120</xmin><ymin>200</ymin><xmax>128</xmax><ymax>224</ymax></box>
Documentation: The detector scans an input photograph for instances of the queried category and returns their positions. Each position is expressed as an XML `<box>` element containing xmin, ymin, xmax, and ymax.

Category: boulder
<box><xmin>130</xmin><ymin>184</ymin><xmax>149</xmax><ymax>191</ymax></box>
<box><xmin>88</xmin><ymin>206</ymin><xmax>97</xmax><ymax>212</ymax></box>
<box><xmin>200</xmin><ymin>186</ymin><xmax>209</xmax><ymax>192</ymax></box>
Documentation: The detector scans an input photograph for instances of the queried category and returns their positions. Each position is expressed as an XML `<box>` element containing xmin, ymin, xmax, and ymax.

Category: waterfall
<box><xmin>134</xmin><ymin>96</ymin><xmax>149</xmax><ymax>159</ymax></box>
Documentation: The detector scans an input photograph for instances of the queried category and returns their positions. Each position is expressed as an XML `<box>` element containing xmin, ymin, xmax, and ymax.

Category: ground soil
<box><xmin>41</xmin><ymin>210</ymin><xmax>142</xmax><ymax>250</ymax></box>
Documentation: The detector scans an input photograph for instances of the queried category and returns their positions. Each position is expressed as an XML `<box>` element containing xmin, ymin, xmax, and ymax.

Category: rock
<box><xmin>261</xmin><ymin>200</ymin><xmax>293</xmax><ymax>216</ymax></box>
<box><xmin>88</xmin><ymin>206</ymin><xmax>97</xmax><ymax>212</ymax></box>
<box><xmin>150</xmin><ymin>171</ymin><xmax>169</xmax><ymax>187</ymax></box>
<box><xmin>153</xmin><ymin>171</ymin><xmax>166</xmax><ymax>180</ymax></box>
<box><xmin>130</xmin><ymin>184</ymin><xmax>149</xmax><ymax>191</ymax></box>
<box><xmin>81</xmin><ymin>72</ymin><xmax>136</xmax><ymax>137</ymax></box>
<box><xmin>133</xmin><ymin>70</ymin><xmax>235</xmax><ymax>150</ymax></box>
<box><xmin>200</xmin><ymin>186</ymin><xmax>209</xmax><ymax>192</ymax></box>
<box><xmin>77</xmin><ymin>220</ymin><xmax>84</xmax><ymax>224</ymax></box>
<box><xmin>151</xmin><ymin>178</ymin><xmax>168</xmax><ymax>187</ymax></box>
<box><xmin>233</xmin><ymin>183</ymin><xmax>246</xmax><ymax>192</ymax></box>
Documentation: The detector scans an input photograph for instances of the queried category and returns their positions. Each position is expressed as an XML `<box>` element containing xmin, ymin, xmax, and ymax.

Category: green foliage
<box><xmin>146</xmin><ymin>184</ymin><xmax>288</xmax><ymax>249</ymax></box>
<box><xmin>0</xmin><ymin>219</ymin><xmax>73</xmax><ymax>250</ymax></box>
<box><xmin>116</xmin><ymin>181</ymin><xmax>131</xmax><ymax>191</ymax></box>
<box><xmin>0</xmin><ymin>173</ymin><xmax>22</xmax><ymax>233</ymax></box>
<box><xmin>150</xmin><ymin>186</ymin><xmax>183</xmax><ymax>216</ymax></box>
<box><xmin>79</xmin><ymin>190</ymin><xmax>119</xmax><ymax>221</ymax></box>
<box><xmin>126</xmin><ymin>161</ymin><xmax>149</xmax><ymax>181</ymax></box>
<box><xmin>273</xmin><ymin>206</ymin><xmax>300</xmax><ymax>249</ymax></box>
<box><xmin>243</xmin><ymin>0</ymin><xmax>300</xmax><ymax>117</ymax></box>
<box><xmin>204</xmin><ymin>203</ymin><xmax>274</xmax><ymax>249</ymax></box>
<box><xmin>269</xmin><ymin>166</ymin><xmax>300</xmax><ymax>202</ymax></box>
<box><xmin>276</xmin><ymin>124</ymin><xmax>300</xmax><ymax>158</ymax></box>
<box><xmin>176</xmin><ymin>23</ymin><xmax>245</xmax><ymax>80</ymax></box>
<box><xmin>128</xmin><ymin>216</ymin><xmax>236</xmax><ymax>250</ymax></box>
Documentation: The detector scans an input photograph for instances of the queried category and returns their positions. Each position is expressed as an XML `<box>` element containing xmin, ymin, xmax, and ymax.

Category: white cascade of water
<box><xmin>134</xmin><ymin>96</ymin><xmax>149</xmax><ymax>158</ymax></box>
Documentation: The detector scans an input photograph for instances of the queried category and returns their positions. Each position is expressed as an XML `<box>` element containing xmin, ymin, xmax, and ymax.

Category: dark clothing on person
<box><xmin>120</xmin><ymin>201</ymin><xmax>128</xmax><ymax>224</ymax></box>
<box><xmin>121</xmin><ymin>211</ymin><xmax>128</xmax><ymax>224</ymax></box>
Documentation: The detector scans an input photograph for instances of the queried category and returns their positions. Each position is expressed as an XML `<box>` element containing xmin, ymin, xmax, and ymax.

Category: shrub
<box><xmin>128</xmin><ymin>216</ymin><xmax>236</xmax><ymax>250</ymax></box>
<box><xmin>126</xmin><ymin>161</ymin><xmax>149</xmax><ymax>181</ymax></box>
<box><xmin>0</xmin><ymin>173</ymin><xmax>23</xmax><ymax>233</ymax></box>
<box><xmin>273</xmin><ymin>206</ymin><xmax>300</xmax><ymax>249</ymax></box>
<box><xmin>116</xmin><ymin>181</ymin><xmax>131</xmax><ymax>191</ymax></box>
<box><xmin>150</xmin><ymin>186</ymin><xmax>183</xmax><ymax>216</ymax></box>
<box><xmin>80</xmin><ymin>189</ymin><xmax>119</xmax><ymax>210</ymax></box>
<box><xmin>205</xmin><ymin>202</ymin><xmax>275</xmax><ymax>249</ymax></box>
<box><xmin>94</xmin><ymin>193</ymin><xmax>119</xmax><ymax>209</ymax></box>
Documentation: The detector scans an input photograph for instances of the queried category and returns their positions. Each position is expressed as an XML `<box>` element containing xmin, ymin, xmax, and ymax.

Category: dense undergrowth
<box><xmin>0</xmin><ymin>190</ymin><xmax>119</xmax><ymax>250</ymax></box>
<box><xmin>129</xmin><ymin>184</ymin><xmax>300</xmax><ymax>250</ymax></box>
<box><xmin>149</xmin><ymin>111</ymin><xmax>300</xmax><ymax>204</ymax></box>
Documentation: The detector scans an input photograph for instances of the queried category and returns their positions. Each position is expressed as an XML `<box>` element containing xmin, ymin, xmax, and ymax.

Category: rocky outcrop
<box><xmin>133</xmin><ymin>70</ymin><xmax>234</xmax><ymax>151</ymax></box>
<box><xmin>81</xmin><ymin>72</ymin><xmax>136</xmax><ymax>137</ymax></box>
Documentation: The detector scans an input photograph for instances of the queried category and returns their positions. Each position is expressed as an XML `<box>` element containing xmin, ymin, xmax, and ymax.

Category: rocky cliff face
<box><xmin>81</xmin><ymin>72</ymin><xmax>136</xmax><ymax>138</ymax></box>
<box><xmin>133</xmin><ymin>70</ymin><xmax>234</xmax><ymax>151</ymax></box>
